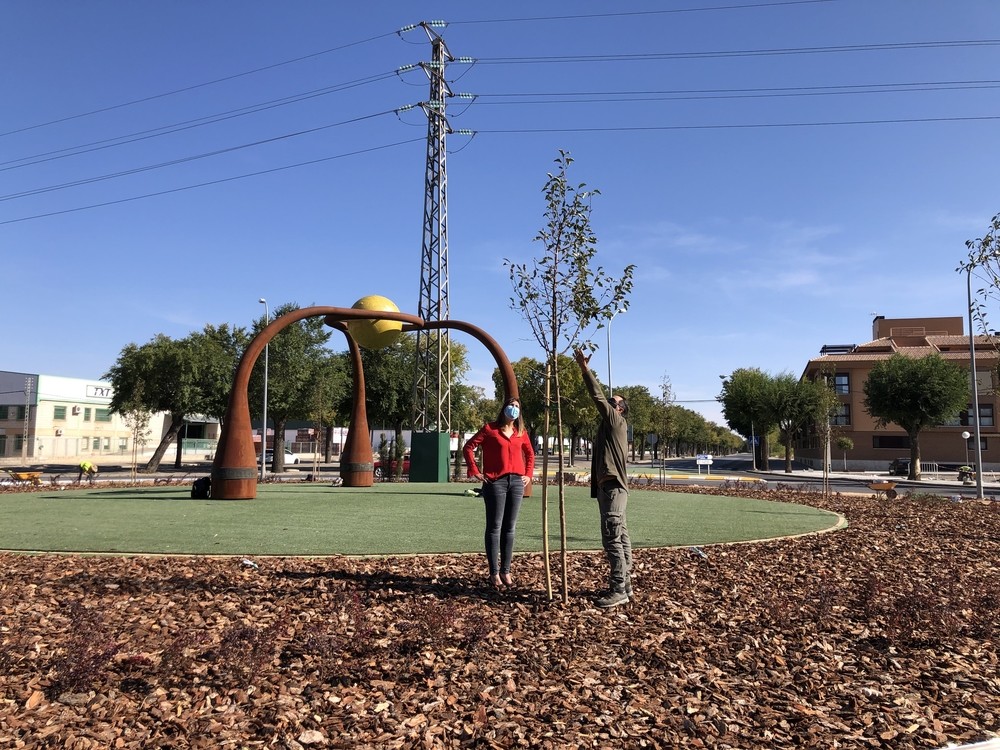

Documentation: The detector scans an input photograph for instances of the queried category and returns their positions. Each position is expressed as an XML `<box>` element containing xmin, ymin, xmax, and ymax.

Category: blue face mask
<box><xmin>503</xmin><ymin>404</ymin><xmax>520</xmax><ymax>421</ymax></box>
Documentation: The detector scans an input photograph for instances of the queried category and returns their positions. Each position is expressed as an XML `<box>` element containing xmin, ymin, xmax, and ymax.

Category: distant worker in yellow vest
<box><xmin>77</xmin><ymin>460</ymin><xmax>98</xmax><ymax>484</ymax></box>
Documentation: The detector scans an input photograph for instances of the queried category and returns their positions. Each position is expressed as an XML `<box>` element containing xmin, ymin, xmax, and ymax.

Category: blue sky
<box><xmin>5</xmin><ymin>1</ymin><xmax>1000</xmax><ymax>426</ymax></box>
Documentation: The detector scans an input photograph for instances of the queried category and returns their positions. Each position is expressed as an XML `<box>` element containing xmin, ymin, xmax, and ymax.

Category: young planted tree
<box><xmin>650</xmin><ymin>376</ymin><xmax>675</xmax><ymax>461</ymax></box>
<box><xmin>307</xmin><ymin>352</ymin><xmax>349</xmax><ymax>464</ymax></box>
<box><xmin>863</xmin><ymin>354</ymin><xmax>969</xmax><ymax>480</ymax></box>
<box><xmin>117</xmin><ymin>383</ymin><xmax>152</xmax><ymax>482</ymax></box>
<box><xmin>505</xmin><ymin>150</ymin><xmax>634</xmax><ymax>603</ymax></box>
<box><xmin>959</xmin><ymin>211</ymin><xmax>1000</xmax><ymax>335</ymax></box>
<box><xmin>836</xmin><ymin>436</ymin><xmax>854</xmax><ymax>471</ymax></box>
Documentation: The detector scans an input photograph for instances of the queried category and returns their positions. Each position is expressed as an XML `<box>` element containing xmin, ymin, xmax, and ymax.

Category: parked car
<box><xmin>260</xmin><ymin>448</ymin><xmax>300</xmax><ymax>465</ymax></box>
<box><xmin>374</xmin><ymin>453</ymin><xmax>410</xmax><ymax>479</ymax></box>
<box><xmin>889</xmin><ymin>458</ymin><xmax>963</xmax><ymax>477</ymax></box>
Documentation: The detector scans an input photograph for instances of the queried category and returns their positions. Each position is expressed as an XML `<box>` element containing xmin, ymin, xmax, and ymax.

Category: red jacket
<box><xmin>463</xmin><ymin>422</ymin><xmax>535</xmax><ymax>482</ymax></box>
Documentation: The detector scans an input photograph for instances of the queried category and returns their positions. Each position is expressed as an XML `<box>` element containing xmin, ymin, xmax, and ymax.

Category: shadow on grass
<box><xmin>38</xmin><ymin>490</ymin><xmax>202</xmax><ymax>502</ymax></box>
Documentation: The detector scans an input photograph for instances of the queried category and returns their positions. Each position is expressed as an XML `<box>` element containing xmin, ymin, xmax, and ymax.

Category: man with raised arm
<box><xmin>574</xmin><ymin>348</ymin><xmax>633</xmax><ymax>608</ymax></box>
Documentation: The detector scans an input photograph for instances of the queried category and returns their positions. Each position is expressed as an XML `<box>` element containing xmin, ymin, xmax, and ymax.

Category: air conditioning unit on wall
<box><xmin>71</xmin><ymin>406</ymin><xmax>80</xmax><ymax>415</ymax></box>
<box><xmin>55</xmin><ymin>429</ymin><xmax>63</xmax><ymax>436</ymax></box>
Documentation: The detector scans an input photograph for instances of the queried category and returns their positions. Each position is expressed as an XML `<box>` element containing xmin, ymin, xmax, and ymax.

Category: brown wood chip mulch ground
<box><xmin>1</xmin><ymin>485</ymin><xmax>998</xmax><ymax>749</ymax></box>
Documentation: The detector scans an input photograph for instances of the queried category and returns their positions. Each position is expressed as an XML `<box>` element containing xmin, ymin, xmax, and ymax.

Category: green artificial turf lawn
<box><xmin>0</xmin><ymin>483</ymin><xmax>842</xmax><ymax>556</ymax></box>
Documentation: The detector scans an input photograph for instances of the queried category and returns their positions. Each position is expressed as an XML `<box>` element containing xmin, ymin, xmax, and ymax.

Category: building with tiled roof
<box><xmin>797</xmin><ymin>316</ymin><xmax>998</xmax><ymax>472</ymax></box>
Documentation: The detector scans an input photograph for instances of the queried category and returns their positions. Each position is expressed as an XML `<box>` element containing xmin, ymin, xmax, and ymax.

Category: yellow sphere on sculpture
<box><xmin>348</xmin><ymin>295</ymin><xmax>403</xmax><ymax>349</ymax></box>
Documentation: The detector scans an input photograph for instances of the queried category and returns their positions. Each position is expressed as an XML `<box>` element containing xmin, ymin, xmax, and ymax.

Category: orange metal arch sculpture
<box><xmin>211</xmin><ymin>305</ymin><xmax>518</xmax><ymax>500</ymax></box>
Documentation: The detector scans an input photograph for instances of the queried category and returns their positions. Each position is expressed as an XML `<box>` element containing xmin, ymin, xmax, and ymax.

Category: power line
<box><xmin>476</xmin><ymin>39</ymin><xmax>1000</xmax><ymax>65</ymax></box>
<box><xmin>5</xmin><ymin>112</ymin><xmax>997</xmax><ymax>224</ymax></box>
<box><xmin>0</xmin><ymin>2</ymin><xmax>856</xmax><ymax>143</ymax></box>
<box><xmin>0</xmin><ymin>137</ymin><xmax>424</xmax><ymax>226</ymax></box>
<box><xmin>476</xmin><ymin>114</ymin><xmax>1000</xmax><ymax>135</ymax></box>
<box><xmin>0</xmin><ymin>109</ymin><xmax>399</xmax><ymax>203</ymax></box>
<box><xmin>450</xmin><ymin>0</ymin><xmax>842</xmax><ymax>25</ymax></box>
<box><xmin>0</xmin><ymin>70</ymin><xmax>400</xmax><ymax>172</ymax></box>
<box><xmin>476</xmin><ymin>79</ymin><xmax>1000</xmax><ymax>105</ymax></box>
<box><xmin>0</xmin><ymin>31</ymin><xmax>399</xmax><ymax>139</ymax></box>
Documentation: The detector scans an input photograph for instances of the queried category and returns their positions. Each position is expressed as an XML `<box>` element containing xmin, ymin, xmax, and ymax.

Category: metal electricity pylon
<box><xmin>412</xmin><ymin>22</ymin><xmax>453</xmax><ymax>432</ymax></box>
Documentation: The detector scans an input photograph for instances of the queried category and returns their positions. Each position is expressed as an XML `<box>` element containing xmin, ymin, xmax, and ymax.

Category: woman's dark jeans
<box><xmin>482</xmin><ymin>474</ymin><xmax>524</xmax><ymax>575</ymax></box>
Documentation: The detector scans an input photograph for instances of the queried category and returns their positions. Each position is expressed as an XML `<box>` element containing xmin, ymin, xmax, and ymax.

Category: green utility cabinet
<box><xmin>410</xmin><ymin>431</ymin><xmax>451</xmax><ymax>483</ymax></box>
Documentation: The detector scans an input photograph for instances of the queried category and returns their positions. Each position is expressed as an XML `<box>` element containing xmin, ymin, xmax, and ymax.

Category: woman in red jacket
<box><xmin>463</xmin><ymin>398</ymin><xmax>535</xmax><ymax>588</ymax></box>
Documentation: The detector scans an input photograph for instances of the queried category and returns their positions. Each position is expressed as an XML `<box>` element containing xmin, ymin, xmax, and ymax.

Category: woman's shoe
<box><xmin>500</xmin><ymin>572</ymin><xmax>514</xmax><ymax>587</ymax></box>
<box><xmin>490</xmin><ymin>574</ymin><xmax>503</xmax><ymax>589</ymax></box>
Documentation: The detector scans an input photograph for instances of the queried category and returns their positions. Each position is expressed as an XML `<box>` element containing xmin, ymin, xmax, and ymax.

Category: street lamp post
<box><xmin>259</xmin><ymin>298</ymin><xmax>269</xmax><ymax>482</ymax></box>
<box><xmin>607</xmin><ymin>308</ymin><xmax>625</xmax><ymax>396</ymax></box>
<box><xmin>966</xmin><ymin>267</ymin><xmax>985</xmax><ymax>499</ymax></box>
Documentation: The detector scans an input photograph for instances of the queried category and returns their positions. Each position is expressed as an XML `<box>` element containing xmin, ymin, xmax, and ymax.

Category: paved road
<box><xmin>637</xmin><ymin>453</ymin><xmax>998</xmax><ymax>499</ymax></box>
<box><xmin>6</xmin><ymin>453</ymin><xmax>997</xmax><ymax>500</ymax></box>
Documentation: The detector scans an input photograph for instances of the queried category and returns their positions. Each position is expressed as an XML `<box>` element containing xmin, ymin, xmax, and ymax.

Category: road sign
<box><xmin>696</xmin><ymin>454</ymin><xmax>713</xmax><ymax>465</ymax></box>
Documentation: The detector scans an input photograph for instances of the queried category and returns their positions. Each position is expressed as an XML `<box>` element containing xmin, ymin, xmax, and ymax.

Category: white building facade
<box><xmin>0</xmin><ymin>370</ymin><xmax>172</xmax><ymax>465</ymax></box>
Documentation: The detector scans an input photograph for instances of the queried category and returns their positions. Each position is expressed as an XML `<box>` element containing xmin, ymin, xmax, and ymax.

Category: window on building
<box><xmin>0</xmin><ymin>435</ymin><xmax>6</xmax><ymax>454</ymax></box>
<box><xmin>966</xmin><ymin>435</ymin><xmax>988</xmax><ymax>452</ymax></box>
<box><xmin>103</xmin><ymin>437</ymin><xmax>111</xmax><ymax>451</ymax></box>
<box><xmin>14</xmin><ymin>435</ymin><xmax>24</xmax><ymax>451</ymax></box>
<box><xmin>84</xmin><ymin>407</ymin><xmax>92</xmax><ymax>421</ymax></box>
<box><xmin>92</xmin><ymin>437</ymin><xmax>100</xmax><ymax>450</ymax></box>
<box><xmin>833</xmin><ymin>373</ymin><xmax>849</xmax><ymax>395</ymax></box>
<box><xmin>95</xmin><ymin>408</ymin><xmax>112</xmax><ymax>423</ymax></box>
<box><xmin>118</xmin><ymin>437</ymin><xmax>128</xmax><ymax>452</ymax></box>
<box><xmin>54</xmin><ymin>405</ymin><xmax>67</xmax><ymax>420</ymax></box>
<box><xmin>15</xmin><ymin>405</ymin><xmax>26</xmax><ymax>421</ymax></box>
<box><xmin>873</xmin><ymin>435</ymin><xmax>910</xmax><ymax>449</ymax></box>
<box><xmin>81</xmin><ymin>437</ymin><xmax>89</xmax><ymax>452</ymax></box>
<box><xmin>0</xmin><ymin>406</ymin><xmax>8</xmax><ymax>420</ymax></box>
<box><xmin>831</xmin><ymin>403</ymin><xmax>851</xmax><ymax>426</ymax></box>
<box><xmin>957</xmin><ymin>404</ymin><xmax>996</xmax><ymax>427</ymax></box>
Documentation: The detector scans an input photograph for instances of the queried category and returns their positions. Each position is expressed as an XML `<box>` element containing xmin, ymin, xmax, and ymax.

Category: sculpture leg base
<box><xmin>210</xmin><ymin>468</ymin><xmax>258</xmax><ymax>500</ymax></box>
<box><xmin>341</xmin><ymin>471</ymin><xmax>374</xmax><ymax>487</ymax></box>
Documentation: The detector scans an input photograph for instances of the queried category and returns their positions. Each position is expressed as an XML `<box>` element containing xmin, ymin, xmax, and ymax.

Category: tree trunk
<box><xmin>783</xmin><ymin>429</ymin><xmax>793</xmax><ymax>473</ymax></box>
<box><xmin>553</xmin><ymin>361</ymin><xmax>569</xmax><ymax>605</ymax></box>
<box><xmin>908</xmin><ymin>428</ymin><xmax>921</xmax><ymax>480</ymax></box>
<box><xmin>393</xmin><ymin>425</ymin><xmax>405</xmax><ymax>479</ymax></box>
<box><xmin>541</xmin><ymin>362</ymin><xmax>552</xmax><ymax>601</ymax></box>
<box><xmin>272</xmin><ymin>415</ymin><xmax>288</xmax><ymax>472</ymax></box>
<box><xmin>173</xmin><ymin>423</ymin><xmax>186</xmax><ymax>469</ymax></box>
<box><xmin>452</xmin><ymin>430</ymin><xmax>466</xmax><ymax>480</ymax></box>
<box><xmin>144</xmin><ymin>412</ymin><xmax>185</xmax><ymax>472</ymax></box>
<box><xmin>324</xmin><ymin>425</ymin><xmax>333</xmax><ymax>463</ymax></box>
